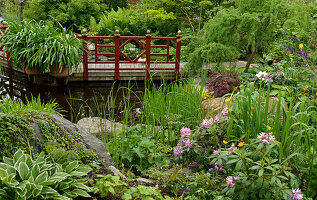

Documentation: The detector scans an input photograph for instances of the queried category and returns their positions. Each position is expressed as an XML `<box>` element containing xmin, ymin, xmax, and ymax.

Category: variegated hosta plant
<box><xmin>0</xmin><ymin>149</ymin><xmax>92</xmax><ymax>200</ymax></box>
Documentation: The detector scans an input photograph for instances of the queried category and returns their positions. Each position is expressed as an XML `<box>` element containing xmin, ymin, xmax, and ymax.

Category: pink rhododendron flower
<box><xmin>228</xmin><ymin>143</ymin><xmax>237</xmax><ymax>152</ymax></box>
<box><xmin>184</xmin><ymin>139</ymin><xmax>193</xmax><ymax>148</ymax></box>
<box><xmin>214</xmin><ymin>116</ymin><xmax>220</xmax><ymax>122</ymax></box>
<box><xmin>222</xmin><ymin>107</ymin><xmax>228</xmax><ymax>116</ymax></box>
<box><xmin>180</xmin><ymin>127</ymin><xmax>191</xmax><ymax>138</ymax></box>
<box><xmin>173</xmin><ymin>146</ymin><xmax>184</xmax><ymax>156</ymax></box>
<box><xmin>202</xmin><ymin>118</ymin><xmax>213</xmax><ymax>127</ymax></box>
<box><xmin>214</xmin><ymin>161</ymin><xmax>223</xmax><ymax>171</ymax></box>
<box><xmin>289</xmin><ymin>189</ymin><xmax>303</xmax><ymax>200</ymax></box>
<box><xmin>257</xmin><ymin>132</ymin><xmax>275</xmax><ymax>144</ymax></box>
<box><xmin>226</xmin><ymin>176</ymin><xmax>239</xmax><ymax>187</ymax></box>
<box><xmin>177</xmin><ymin>141</ymin><xmax>184</xmax><ymax>146</ymax></box>
<box><xmin>213</xmin><ymin>150</ymin><xmax>220</xmax><ymax>155</ymax></box>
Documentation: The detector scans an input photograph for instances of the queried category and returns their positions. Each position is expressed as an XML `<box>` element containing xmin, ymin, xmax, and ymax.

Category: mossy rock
<box><xmin>0</xmin><ymin>112</ymin><xmax>112</xmax><ymax>168</ymax></box>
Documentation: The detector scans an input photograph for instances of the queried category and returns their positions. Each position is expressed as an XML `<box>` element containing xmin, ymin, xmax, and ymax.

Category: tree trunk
<box><xmin>244</xmin><ymin>49</ymin><xmax>256</xmax><ymax>72</ymax></box>
<box><xmin>18</xmin><ymin>2</ymin><xmax>23</xmax><ymax>24</ymax></box>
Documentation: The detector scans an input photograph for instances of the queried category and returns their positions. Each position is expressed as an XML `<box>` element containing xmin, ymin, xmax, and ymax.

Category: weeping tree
<box><xmin>185</xmin><ymin>0</ymin><xmax>314</xmax><ymax>73</ymax></box>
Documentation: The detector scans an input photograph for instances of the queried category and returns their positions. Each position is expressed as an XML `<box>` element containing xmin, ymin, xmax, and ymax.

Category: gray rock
<box><xmin>109</xmin><ymin>165</ymin><xmax>128</xmax><ymax>181</ymax></box>
<box><xmin>137</xmin><ymin>178</ymin><xmax>155</xmax><ymax>184</ymax></box>
<box><xmin>29</xmin><ymin>122</ymin><xmax>45</xmax><ymax>154</ymax></box>
<box><xmin>45</xmin><ymin>113</ymin><xmax>113</xmax><ymax>168</ymax></box>
<box><xmin>77</xmin><ymin>117</ymin><xmax>123</xmax><ymax>137</ymax></box>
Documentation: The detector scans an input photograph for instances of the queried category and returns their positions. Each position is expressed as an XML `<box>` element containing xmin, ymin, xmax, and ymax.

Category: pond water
<box><xmin>0</xmin><ymin>67</ymin><xmax>155</xmax><ymax>123</ymax></box>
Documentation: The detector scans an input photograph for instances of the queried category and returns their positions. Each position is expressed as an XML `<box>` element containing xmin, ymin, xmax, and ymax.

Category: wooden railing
<box><xmin>0</xmin><ymin>23</ymin><xmax>11</xmax><ymax>69</ymax></box>
<box><xmin>0</xmin><ymin>23</ymin><xmax>182</xmax><ymax>81</ymax></box>
<box><xmin>76</xmin><ymin>29</ymin><xmax>182</xmax><ymax>80</ymax></box>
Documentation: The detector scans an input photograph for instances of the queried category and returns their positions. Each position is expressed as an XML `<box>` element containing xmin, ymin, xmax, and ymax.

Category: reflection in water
<box><xmin>0</xmin><ymin>67</ymin><xmax>148</xmax><ymax>122</ymax></box>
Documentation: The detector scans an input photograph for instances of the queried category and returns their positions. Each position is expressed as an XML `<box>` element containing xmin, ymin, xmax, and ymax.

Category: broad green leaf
<box><xmin>258</xmin><ymin>168</ymin><xmax>264</xmax><ymax>177</ymax></box>
<box><xmin>35</xmin><ymin>171</ymin><xmax>48</xmax><ymax>184</ymax></box>
<box><xmin>65</xmin><ymin>161</ymin><xmax>78</xmax><ymax>173</ymax></box>
<box><xmin>0</xmin><ymin>168</ymin><xmax>8</xmax><ymax>180</ymax></box>
<box><xmin>18</xmin><ymin>162</ymin><xmax>29</xmax><ymax>180</ymax></box>
<box><xmin>31</xmin><ymin>165</ymin><xmax>40</xmax><ymax>180</ymax></box>
<box><xmin>70</xmin><ymin>189</ymin><xmax>91</xmax><ymax>197</ymax></box>
<box><xmin>13</xmin><ymin>150</ymin><xmax>24</xmax><ymax>164</ymax></box>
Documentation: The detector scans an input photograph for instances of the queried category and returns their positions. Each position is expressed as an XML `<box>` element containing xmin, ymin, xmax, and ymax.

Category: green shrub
<box><xmin>23</xmin><ymin>0</ymin><xmax>107</xmax><ymax>30</ymax></box>
<box><xmin>94</xmin><ymin>174</ymin><xmax>128</xmax><ymax>198</ymax></box>
<box><xmin>210</xmin><ymin>137</ymin><xmax>300</xmax><ymax>199</ymax></box>
<box><xmin>122</xmin><ymin>185</ymin><xmax>172</xmax><ymax>200</ymax></box>
<box><xmin>0</xmin><ymin>149</ymin><xmax>92</xmax><ymax>200</ymax></box>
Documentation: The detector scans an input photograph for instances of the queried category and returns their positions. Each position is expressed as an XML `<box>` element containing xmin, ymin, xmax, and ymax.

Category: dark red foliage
<box><xmin>206</xmin><ymin>71</ymin><xmax>241</xmax><ymax>97</ymax></box>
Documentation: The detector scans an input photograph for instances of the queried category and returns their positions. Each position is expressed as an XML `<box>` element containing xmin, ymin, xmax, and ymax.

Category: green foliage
<box><xmin>0</xmin><ymin>114</ymin><xmax>34</xmax><ymax>159</ymax></box>
<box><xmin>91</xmin><ymin>8</ymin><xmax>145</xmax><ymax>36</ymax></box>
<box><xmin>143</xmin><ymin>80</ymin><xmax>204</xmax><ymax>131</ymax></box>
<box><xmin>2</xmin><ymin>20</ymin><xmax>83</xmax><ymax>73</ymax></box>
<box><xmin>122</xmin><ymin>185</ymin><xmax>171</xmax><ymax>200</ymax></box>
<box><xmin>23</xmin><ymin>0</ymin><xmax>107</xmax><ymax>30</ymax></box>
<box><xmin>94</xmin><ymin>174</ymin><xmax>128</xmax><ymax>198</ymax></box>
<box><xmin>0</xmin><ymin>95</ymin><xmax>59</xmax><ymax>114</ymax></box>
<box><xmin>107</xmin><ymin>126</ymin><xmax>171</xmax><ymax>175</ymax></box>
<box><xmin>0</xmin><ymin>149</ymin><xmax>92</xmax><ymax>200</ymax></box>
<box><xmin>37</xmin><ymin>120</ymin><xmax>98</xmax><ymax>164</ymax></box>
<box><xmin>210</xmin><ymin>139</ymin><xmax>300</xmax><ymax>199</ymax></box>
<box><xmin>185</xmin><ymin>0</ymin><xmax>315</xmax><ymax>73</ymax></box>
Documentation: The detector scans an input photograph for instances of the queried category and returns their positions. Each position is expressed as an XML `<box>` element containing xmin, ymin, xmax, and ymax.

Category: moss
<box><xmin>0</xmin><ymin>111</ymin><xmax>97</xmax><ymax>163</ymax></box>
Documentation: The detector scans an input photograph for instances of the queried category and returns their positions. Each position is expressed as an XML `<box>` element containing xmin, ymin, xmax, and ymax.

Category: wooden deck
<box><xmin>0</xmin><ymin>58</ymin><xmax>187</xmax><ymax>81</ymax></box>
<box><xmin>70</xmin><ymin>62</ymin><xmax>186</xmax><ymax>81</ymax></box>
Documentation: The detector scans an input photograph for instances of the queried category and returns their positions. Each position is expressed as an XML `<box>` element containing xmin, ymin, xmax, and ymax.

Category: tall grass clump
<box><xmin>0</xmin><ymin>95</ymin><xmax>60</xmax><ymax>114</ymax></box>
<box><xmin>143</xmin><ymin>79</ymin><xmax>204</xmax><ymax>131</ymax></box>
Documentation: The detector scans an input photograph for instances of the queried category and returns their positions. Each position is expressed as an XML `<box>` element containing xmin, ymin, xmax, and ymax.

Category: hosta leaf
<box><xmin>25</xmin><ymin>156</ymin><xmax>33</xmax><ymax>167</ymax></box>
<box><xmin>31</xmin><ymin>165</ymin><xmax>40</xmax><ymax>180</ymax></box>
<box><xmin>0</xmin><ymin>188</ymin><xmax>9</xmax><ymax>197</ymax></box>
<box><xmin>18</xmin><ymin>162</ymin><xmax>29</xmax><ymax>180</ymax></box>
<box><xmin>3</xmin><ymin>157</ymin><xmax>14</xmax><ymax>166</ymax></box>
<box><xmin>13</xmin><ymin>150</ymin><xmax>24</xmax><ymax>164</ymax></box>
<box><xmin>65</xmin><ymin>161</ymin><xmax>78</xmax><ymax>173</ymax></box>
<box><xmin>0</xmin><ymin>168</ymin><xmax>8</xmax><ymax>180</ymax></box>
<box><xmin>75</xmin><ymin>166</ymin><xmax>91</xmax><ymax>174</ymax></box>
<box><xmin>49</xmin><ymin>172</ymin><xmax>69</xmax><ymax>182</ymax></box>
<box><xmin>72</xmin><ymin>183</ymin><xmax>92</xmax><ymax>192</ymax></box>
<box><xmin>35</xmin><ymin>171</ymin><xmax>48</xmax><ymax>184</ymax></box>
<box><xmin>70</xmin><ymin>189</ymin><xmax>91</xmax><ymax>198</ymax></box>
<box><xmin>41</xmin><ymin>186</ymin><xmax>59</xmax><ymax>195</ymax></box>
<box><xmin>58</xmin><ymin>182</ymin><xmax>71</xmax><ymax>190</ymax></box>
<box><xmin>17</xmin><ymin>180</ymin><xmax>29</xmax><ymax>191</ymax></box>
<box><xmin>17</xmin><ymin>188</ymin><xmax>27</xmax><ymax>199</ymax></box>
<box><xmin>0</xmin><ymin>163</ymin><xmax>15</xmax><ymax>175</ymax></box>
<box><xmin>69</xmin><ymin>171</ymin><xmax>87</xmax><ymax>177</ymax></box>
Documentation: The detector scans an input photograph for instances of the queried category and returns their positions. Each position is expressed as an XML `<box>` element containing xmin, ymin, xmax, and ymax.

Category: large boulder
<box><xmin>45</xmin><ymin>113</ymin><xmax>113</xmax><ymax>168</ymax></box>
<box><xmin>77</xmin><ymin>117</ymin><xmax>123</xmax><ymax>137</ymax></box>
<box><xmin>0</xmin><ymin>112</ymin><xmax>112</xmax><ymax>168</ymax></box>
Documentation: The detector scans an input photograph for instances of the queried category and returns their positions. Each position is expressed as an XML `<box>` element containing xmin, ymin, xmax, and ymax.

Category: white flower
<box><xmin>256</xmin><ymin>71</ymin><xmax>269</xmax><ymax>81</ymax></box>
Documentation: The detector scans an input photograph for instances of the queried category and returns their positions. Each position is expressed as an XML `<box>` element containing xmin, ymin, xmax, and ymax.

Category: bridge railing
<box><xmin>76</xmin><ymin>29</ymin><xmax>182</xmax><ymax>80</ymax></box>
<box><xmin>0</xmin><ymin>22</ymin><xmax>11</xmax><ymax>69</ymax></box>
<box><xmin>0</xmin><ymin>22</ymin><xmax>182</xmax><ymax>80</ymax></box>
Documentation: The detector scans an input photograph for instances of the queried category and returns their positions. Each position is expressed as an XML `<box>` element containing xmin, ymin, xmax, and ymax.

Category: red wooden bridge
<box><xmin>0</xmin><ymin>22</ymin><xmax>182</xmax><ymax>81</ymax></box>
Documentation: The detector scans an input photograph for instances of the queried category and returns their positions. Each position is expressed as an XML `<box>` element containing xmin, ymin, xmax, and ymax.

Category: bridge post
<box><xmin>114</xmin><ymin>30</ymin><xmax>120</xmax><ymax>80</ymax></box>
<box><xmin>145</xmin><ymin>30</ymin><xmax>151</xmax><ymax>79</ymax></box>
<box><xmin>175</xmin><ymin>30</ymin><xmax>182</xmax><ymax>79</ymax></box>
<box><xmin>82</xmin><ymin>28</ymin><xmax>88</xmax><ymax>81</ymax></box>
<box><xmin>1</xmin><ymin>21</ymin><xmax>11</xmax><ymax>69</ymax></box>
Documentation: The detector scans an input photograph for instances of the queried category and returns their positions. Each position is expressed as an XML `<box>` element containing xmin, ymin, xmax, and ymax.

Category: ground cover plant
<box><xmin>1</xmin><ymin>0</ymin><xmax>317</xmax><ymax>199</ymax></box>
